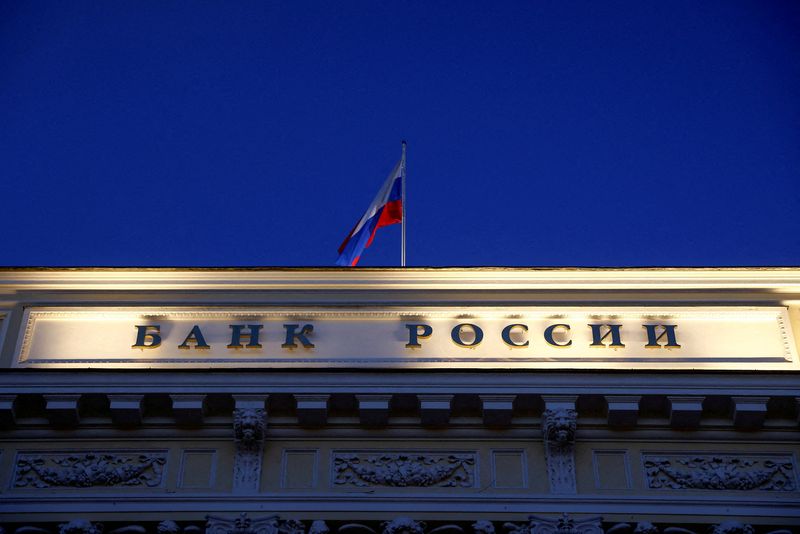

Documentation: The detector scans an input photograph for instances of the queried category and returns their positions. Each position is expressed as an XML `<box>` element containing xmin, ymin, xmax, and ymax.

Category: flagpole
<box><xmin>401</xmin><ymin>140</ymin><xmax>407</xmax><ymax>267</ymax></box>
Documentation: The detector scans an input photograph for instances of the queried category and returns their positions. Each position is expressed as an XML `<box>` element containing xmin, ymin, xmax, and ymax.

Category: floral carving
<box><xmin>206</xmin><ymin>513</ymin><xmax>303</xmax><ymax>534</ymax></box>
<box><xmin>472</xmin><ymin>522</ymin><xmax>495</xmax><ymax>534</ymax></box>
<box><xmin>710</xmin><ymin>523</ymin><xmax>754</xmax><ymax>534</ymax></box>
<box><xmin>605</xmin><ymin>522</ymin><xmax>660</xmax><ymax>534</ymax></box>
<box><xmin>14</xmin><ymin>452</ymin><xmax>166</xmax><ymax>488</ymax></box>
<box><xmin>381</xmin><ymin>519</ymin><xmax>426</xmax><ymax>534</ymax></box>
<box><xmin>308</xmin><ymin>522</ymin><xmax>329</xmax><ymax>534</ymax></box>
<box><xmin>333</xmin><ymin>452</ymin><xmax>475</xmax><ymax>488</ymax></box>
<box><xmin>504</xmin><ymin>514</ymin><xmax>602</xmax><ymax>534</ymax></box>
<box><xmin>644</xmin><ymin>455</ymin><xmax>796</xmax><ymax>491</ymax></box>
<box><xmin>59</xmin><ymin>521</ymin><xmax>103</xmax><ymax>534</ymax></box>
<box><xmin>157</xmin><ymin>522</ymin><xmax>181</xmax><ymax>534</ymax></box>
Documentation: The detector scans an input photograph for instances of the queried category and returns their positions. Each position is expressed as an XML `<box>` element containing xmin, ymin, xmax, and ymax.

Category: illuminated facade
<box><xmin>0</xmin><ymin>268</ymin><xmax>798</xmax><ymax>533</ymax></box>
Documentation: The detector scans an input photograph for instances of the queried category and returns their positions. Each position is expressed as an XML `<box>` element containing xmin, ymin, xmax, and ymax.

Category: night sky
<box><xmin>2</xmin><ymin>1</ymin><xmax>799</xmax><ymax>267</ymax></box>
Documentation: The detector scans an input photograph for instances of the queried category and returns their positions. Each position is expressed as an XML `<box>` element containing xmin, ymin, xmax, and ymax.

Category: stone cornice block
<box><xmin>233</xmin><ymin>394</ymin><xmax>269</xmax><ymax>411</ymax></box>
<box><xmin>0</xmin><ymin>394</ymin><xmax>17</xmax><ymax>428</ymax></box>
<box><xmin>295</xmin><ymin>394</ymin><xmax>329</xmax><ymax>427</ymax></box>
<box><xmin>541</xmin><ymin>395</ymin><xmax>578</xmax><ymax>412</ymax></box>
<box><xmin>44</xmin><ymin>394</ymin><xmax>81</xmax><ymax>428</ymax></box>
<box><xmin>418</xmin><ymin>394</ymin><xmax>453</xmax><ymax>427</ymax></box>
<box><xmin>731</xmin><ymin>396</ymin><xmax>769</xmax><ymax>430</ymax></box>
<box><xmin>108</xmin><ymin>394</ymin><xmax>144</xmax><ymax>427</ymax></box>
<box><xmin>605</xmin><ymin>395</ymin><xmax>641</xmax><ymax>428</ymax></box>
<box><xmin>480</xmin><ymin>394</ymin><xmax>515</xmax><ymax>428</ymax></box>
<box><xmin>797</xmin><ymin>397</ymin><xmax>800</xmax><ymax>426</ymax></box>
<box><xmin>170</xmin><ymin>394</ymin><xmax>206</xmax><ymax>426</ymax></box>
<box><xmin>668</xmin><ymin>395</ymin><xmax>704</xmax><ymax>429</ymax></box>
<box><xmin>356</xmin><ymin>394</ymin><xmax>392</xmax><ymax>427</ymax></box>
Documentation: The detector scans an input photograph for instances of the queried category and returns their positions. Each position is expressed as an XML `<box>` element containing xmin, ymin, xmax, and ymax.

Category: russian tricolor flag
<box><xmin>336</xmin><ymin>160</ymin><xmax>403</xmax><ymax>266</ymax></box>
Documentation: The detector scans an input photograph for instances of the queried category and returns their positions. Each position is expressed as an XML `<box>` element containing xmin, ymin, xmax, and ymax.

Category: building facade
<box><xmin>0</xmin><ymin>268</ymin><xmax>798</xmax><ymax>534</ymax></box>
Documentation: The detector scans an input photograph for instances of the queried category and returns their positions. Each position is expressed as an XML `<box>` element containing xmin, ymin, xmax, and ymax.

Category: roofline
<box><xmin>0</xmin><ymin>266</ymin><xmax>798</xmax><ymax>271</ymax></box>
<box><xmin>0</xmin><ymin>266</ymin><xmax>799</xmax><ymax>292</ymax></box>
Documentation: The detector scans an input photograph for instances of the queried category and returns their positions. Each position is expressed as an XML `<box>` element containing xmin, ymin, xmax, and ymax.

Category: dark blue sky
<box><xmin>2</xmin><ymin>1</ymin><xmax>799</xmax><ymax>267</ymax></box>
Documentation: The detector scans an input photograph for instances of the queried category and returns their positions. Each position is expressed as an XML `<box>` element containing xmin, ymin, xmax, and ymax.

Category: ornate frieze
<box><xmin>0</xmin><ymin>517</ymin><xmax>795</xmax><ymax>534</ymax></box>
<box><xmin>471</xmin><ymin>521</ymin><xmax>495</xmax><ymax>534</ymax></box>
<box><xmin>604</xmin><ymin>522</ymin><xmax>761</xmax><ymax>534</ymax></box>
<box><xmin>643</xmin><ymin>454</ymin><xmax>796</xmax><ymax>491</ymax></box>
<box><xmin>157</xmin><ymin>522</ymin><xmax>180</xmax><ymax>534</ymax></box>
<box><xmin>504</xmin><ymin>514</ymin><xmax>603</xmax><ymax>534</ymax></box>
<box><xmin>58</xmin><ymin>521</ymin><xmax>103</xmax><ymax>534</ymax></box>
<box><xmin>332</xmin><ymin>452</ymin><xmax>475</xmax><ymax>488</ymax></box>
<box><xmin>380</xmin><ymin>519</ymin><xmax>426</xmax><ymax>534</ymax></box>
<box><xmin>14</xmin><ymin>451</ymin><xmax>167</xmax><ymax>489</ymax></box>
<box><xmin>205</xmin><ymin>514</ymin><xmax>303</xmax><ymax>534</ymax></box>
<box><xmin>709</xmin><ymin>523</ymin><xmax>755</xmax><ymax>534</ymax></box>
<box><xmin>308</xmin><ymin>522</ymin><xmax>329</xmax><ymax>534</ymax></box>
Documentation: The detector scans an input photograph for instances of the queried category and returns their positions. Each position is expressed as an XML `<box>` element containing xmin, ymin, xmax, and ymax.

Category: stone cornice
<box><xmin>0</xmin><ymin>267</ymin><xmax>799</xmax><ymax>292</ymax></box>
<box><xmin>1</xmin><ymin>370</ymin><xmax>797</xmax><ymax>395</ymax></box>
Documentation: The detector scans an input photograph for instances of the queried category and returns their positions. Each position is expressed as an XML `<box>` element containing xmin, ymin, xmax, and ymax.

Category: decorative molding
<box><xmin>14</xmin><ymin>451</ymin><xmax>166</xmax><ymax>489</ymax></box>
<box><xmin>504</xmin><ymin>514</ymin><xmax>602</xmax><ymax>534</ymax></box>
<box><xmin>603</xmin><ymin>522</ymin><xmax>759</xmax><ymax>534</ymax></box>
<box><xmin>710</xmin><ymin>523</ymin><xmax>755</xmax><ymax>534</ymax></box>
<box><xmin>233</xmin><ymin>407</ymin><xmax>267</xmax><ymax>492</ymax></box>
<box><xmin>206</xmin><ymin>514</ymin><xmax>303</xmax><ymax>534</ymax></box>
<box><xmin>542</xmin><ymin>407</ymin><xmax>578</xmax><ymax>494</ymax></box>
<box><xmin>308</xmin><ymin>521</ymin><xmax>329</xmax><ymax>534</ymax></box>
<box><xmin>3</xmin><ymin>267</ymin><xmax>800</xmax><ymax>292</ymax></box>
<box><xmin>58</xmin><ymin>520</ymin><xmax>103</xmax><ymax>534</ymax></box>
<box><xmin>2</xmin><ymin>518</ymin><xmax>798</xmax><ymax>534</ymax></box>
<box><xmin>333</xmin><ymin>452</ymin><xmax>475</xmax><ymax>488</ymax></box>
<box><xmin>381</xmin><ymin>519</ymin><xmax>426</xmax><ymax>534</ymax></box>
<box><xmin>604</xmin><ymin>522</ymin><xmax>661</xmax><ymax>534</ymax></box>
<box><xmin>157</xmin><ymin>521</ymin><xmax>181</xmax><ymax>534</ymax></box>
<box><xmin>643</xmin><ymin>454</ymin><xmax>796</xmax><ymax>491</ymax></box>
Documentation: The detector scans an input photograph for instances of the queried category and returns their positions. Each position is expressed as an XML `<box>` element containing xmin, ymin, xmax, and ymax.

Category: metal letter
<box><xmin>178</xmin><ymin>325</ymin><xmax>210</xmax><ymax>349</ymax></box>
<box><xmin>282</xmin><ymin>324</ymin><xmax>315</xmax><ymax>348</ymax></box>
<box><xmin>643</xmin><ymin>324</ymin><xmax>680</xmax><ymax>348</ymax></box>
<box><xmin>501</xmin><ymin>324</ymin><xmax>529</xmax><ymax>347</ymax></box>
<box><xmin>228</xmin><ymin>324</ymin><xmax>264</xmax><ymax>348</ymax></box>
<box><xmin>451</xmin><ymin>323</ymin><xmax>483</xmax><ymax>347</ymax></box>
<box><xmin>544</xmin><ymin>324</ymin><xmax>572</xmax><ymax>347</ymax></box>
<box><xmin>588</xmin><ymin>324</ymin><xmax>625</xmax><ymax>347</ymax></box>
<box><xmin>405</xmin><ymin>323</ymin><xmax>433</xmax><ymax>348</ymax></box>
<box><xmin>132</xmin><ymin>325</ymin><xmax>161</xmax><ymax>349</ymax></box>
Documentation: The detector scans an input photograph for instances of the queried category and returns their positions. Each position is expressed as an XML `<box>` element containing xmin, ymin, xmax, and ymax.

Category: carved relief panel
<box><xmin>13</xmin><ymin>450</ymin><xmax>168</xmax><ymax>489</ymax></box>
<box><xmin>332</xmin><ymin>451</ymin><xmax>477</xmax><ymax>488</ymax></box>
<box><xmin>643</xmin><ymin>453</ymin><xmax>797</xmax><ymax>491</ymax></box>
